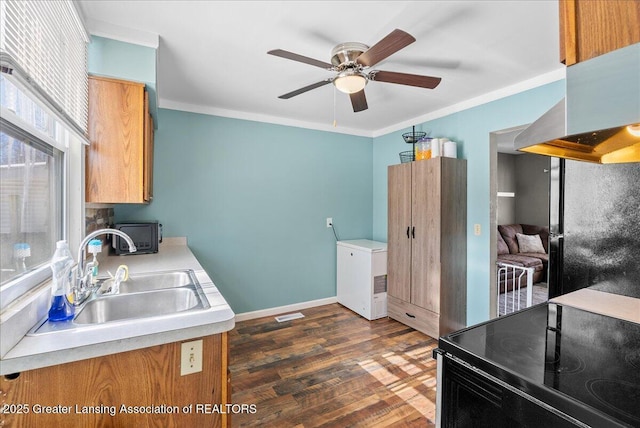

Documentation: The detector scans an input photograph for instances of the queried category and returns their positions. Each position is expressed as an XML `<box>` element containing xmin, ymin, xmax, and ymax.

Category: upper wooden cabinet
<box><xmin>86</xmin><ymin>76</ymin><xmax>154</xmax><ymax>203</ymax></box>
<box><xmin>560</xmin><ymin>0</ymin><xmax>640</xmax><ymax>66</ymax></box>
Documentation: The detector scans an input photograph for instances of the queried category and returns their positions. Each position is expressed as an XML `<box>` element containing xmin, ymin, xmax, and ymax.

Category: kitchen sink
<box><xmin>74</xmin><ymin>286</ymin><xmax>208</xmax><ymax>324</ymax></box>
<box><xmin>97</xmin><ymin>269</ymin><xmax>196</xmax><ymax>294</ymax></box>
<box><xmin>27</xmin><ymin>269</ymin><xmax>210</xmax><ymax>335</ymax></box>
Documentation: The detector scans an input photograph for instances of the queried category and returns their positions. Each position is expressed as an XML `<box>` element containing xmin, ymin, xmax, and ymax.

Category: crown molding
<box><xmin>372</xmin><ymin>68</ymin><xmax>566</xmax><ymax>138</ymax></box>
<box><xmin>86</xmin><ymin>18</ymin><xmax>159</xmax><ymax>49</ymax></box>
<box><xmin>159</xmin><ymin>99</ymin><xmax>374</xmax><ymax>138</ymax></box>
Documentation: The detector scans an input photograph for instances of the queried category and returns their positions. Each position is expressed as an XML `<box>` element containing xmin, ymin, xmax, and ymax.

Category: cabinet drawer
<box><xmin>388</xmin><ymin>295</ymin><xmax>439</xmax><ymax>338</ymax></box>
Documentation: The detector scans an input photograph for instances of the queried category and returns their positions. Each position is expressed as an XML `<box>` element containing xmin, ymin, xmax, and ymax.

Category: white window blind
<box><xmin>0</xmin><ymin>0</ymin><xmax>89</xmax><ymax>135</ymax></box>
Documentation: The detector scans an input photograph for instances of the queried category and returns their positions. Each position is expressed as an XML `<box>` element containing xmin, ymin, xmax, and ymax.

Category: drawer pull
<box><xmin>405</xmin><ymin>312</ymin><xmax>416</xmax><ymax>318</ymax></box>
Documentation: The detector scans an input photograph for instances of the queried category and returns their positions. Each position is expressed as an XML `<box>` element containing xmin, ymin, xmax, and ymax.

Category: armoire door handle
<box><xmin>406</xmin><ymin>226</ymin><xmax>410</xmax><ymax>239</ymax></box>
<box><xmin>411</xmin><ymin>226</ymin><xmax>415</xmax><ymax>238</ymax></box>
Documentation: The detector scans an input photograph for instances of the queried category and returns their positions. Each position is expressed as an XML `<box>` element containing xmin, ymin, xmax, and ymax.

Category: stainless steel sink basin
<box><xmin>27</xmin><ymin>269</ymin><xmax>210</xmax><ymax>335</ymax></box>
<box><xmin>97</xmin><ymin>269</ymin><xmax>196</xmax><ymax>294</ymax></box>
<box><xmin>74</xmin><ymin>286</ymin><xmax>208</xmax><ymax>324</ymax></box>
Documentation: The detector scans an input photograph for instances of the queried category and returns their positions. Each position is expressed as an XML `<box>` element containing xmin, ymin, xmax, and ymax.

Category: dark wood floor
<box><xmin>229</xmin><ymin>304</ymin><xmax>438</xmax><ymax>427</ymax></box>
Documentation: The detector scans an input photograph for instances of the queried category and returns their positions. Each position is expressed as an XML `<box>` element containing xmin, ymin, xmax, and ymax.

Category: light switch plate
<box><xmin>180</xmin><ymin>339</ymin><xmax>203</xmax><ymax>376</ymax></box>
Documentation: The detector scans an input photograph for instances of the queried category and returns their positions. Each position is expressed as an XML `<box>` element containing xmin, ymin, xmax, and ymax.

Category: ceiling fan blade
<box><xmin>356</xmin><ymin>29</ymin><xmax>416</xmax><ymax>67</ymax></box>
<box><xmin>278</xmin><ymin>79</ymin><xmax>333</xmax><ymax>99</ymax></box>
<box><xmin>369</xmin><ymin>70</ymin><xmax>441</xmax><ymax>89</ymax></box>
<box><xmin>349</xmin><ymin>90</ymin><xmax>368</xmax><ymax>112</ymax></box>
<box><xmin>268</xmin><ymin>49</ymin><xmax>333</xmax><ymax>69</ymax></box>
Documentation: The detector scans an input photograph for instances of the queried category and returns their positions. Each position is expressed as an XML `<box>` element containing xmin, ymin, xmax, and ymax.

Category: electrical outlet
<box><xmin>326</xmin><ymin>217</ymin><xmax>333</xmax><ymax>228</ymax></box>
<box><xmin>180</xmin><ymin>339</ymin><xmax>203</xmax><ymax>376</ymax></box>
<box><xmin>474</xmin><ymin>224</ymin><xmax>481</xmax><ymax>236</ymax></box>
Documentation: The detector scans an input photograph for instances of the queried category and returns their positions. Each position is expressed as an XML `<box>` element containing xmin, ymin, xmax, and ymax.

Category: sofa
<box><xmin>497</xmin><ymin>224</ymin><xmax>549</xmax><ymax>291</ymax></box>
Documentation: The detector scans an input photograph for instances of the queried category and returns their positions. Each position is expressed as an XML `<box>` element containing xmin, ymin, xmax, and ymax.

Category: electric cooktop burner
<box><xmin>444</xmin><ymin>303</ymin><xmax>640</xmax><ymax>426</ymax></box>
<box><xmin>485</xmin><ymin>332</ymin><xmax>542</xmax><ymax>358</ymax></box>
<box><xmin>545</xmin><ymin>349</ymin><xmax>586</xmax><ymax>375</ymax></box>
<box><xmin>586</xmin><ymin>379</ymin><xmax>640</xmax><ymax>424</ymax></box>
<box><xmin>483</xmin><ymin>331</ymin><xmax>587</xmax><ymax>375</ymax></box>
<box><xmin>624</xmin><ymin>349</ymin><xmax>640</xmax><ymax>370</ymax></box>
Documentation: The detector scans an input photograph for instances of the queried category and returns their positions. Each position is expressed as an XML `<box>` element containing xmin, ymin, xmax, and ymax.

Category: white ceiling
<box><xmin>76</xmin><ymin>1</ymin><xmax>565</xmax><ymax>137</ymax></box>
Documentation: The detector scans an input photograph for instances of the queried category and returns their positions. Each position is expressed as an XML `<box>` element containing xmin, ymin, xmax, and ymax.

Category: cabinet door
<box><xmin>387</xmin><ymin>163</ymin><xmax>412</xmax><ymax>301</ymax></box>
<box><xmin>411</xmin><ymin>159</ymin><xmax>441</xmax><ymax>312</ymax></box>
<box><xmin>143</xmin><ymin>92</ymin><xmax>154</xmax><ymax>202</ymax></box>
<box><xmin>560</xmin><ymin>0</ymin><xmax>640</xmax><ymax>65</ymax></box>
<box><xmin>86</xmin><ymin>76</ymin><xmax>146</xmax><ymax>203</ymax></box>
<box><xmin>1</xmin><ymin>334</ymin><xmax>229</xmax><ymax>427</ymax></box>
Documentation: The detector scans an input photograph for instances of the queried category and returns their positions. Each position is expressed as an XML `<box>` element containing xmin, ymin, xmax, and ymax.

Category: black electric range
<box><xmin>435</xmin><ymin>303</ymin><xmax>640</xmax><ymax>427</ymax></box>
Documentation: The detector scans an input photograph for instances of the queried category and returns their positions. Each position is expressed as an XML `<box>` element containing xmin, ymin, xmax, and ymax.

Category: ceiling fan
<box><xmin>267</xmin><ymin>29</ymin><xmax>441</xmax><ymax>113</ymax></box>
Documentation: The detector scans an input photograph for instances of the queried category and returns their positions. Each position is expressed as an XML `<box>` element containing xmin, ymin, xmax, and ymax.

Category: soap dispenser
<box><xmin>48</xmin><ymin>240</ymin><xmax>75</xmax><ymax>321</ymax></box>
<box><xmin>87</xmin><ymin>239</ymin><xmax>102</xmax><ymax>285</ymax></box>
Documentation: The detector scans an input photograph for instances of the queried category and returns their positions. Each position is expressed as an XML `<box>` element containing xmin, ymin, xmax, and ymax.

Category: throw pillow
<box><xmin>516</xmin><ymin>233</ymin><xmax>546</xmax><ymax>254</ymax></box>
<box><xmin>497</xmin><ymin>230</ymin><xmax>509</xmax><ymax>255</ymax></box>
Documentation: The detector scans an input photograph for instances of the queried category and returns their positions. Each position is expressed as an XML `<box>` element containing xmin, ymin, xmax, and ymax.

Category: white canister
<box><xmin>431</xmin><ymin>138</ymin><xmax>441</xmax><ymax>157</ymax></box>
<box><xmin>443</xmin><ymin>140</ymin><xmax>457</xmax><ymax>158</ymax></box>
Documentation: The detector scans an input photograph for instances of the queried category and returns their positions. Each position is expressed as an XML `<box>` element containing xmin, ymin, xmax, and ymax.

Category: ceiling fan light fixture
<box><xmin>269</xmin><ymin>29</ymin><xmax>440</xmax><ymax>113</ymax></box>
<box><xmin>627</xmin><ymin>124</ymin><xmax>640</xmax><ymax>137</ymax></box>
<box><xmin>333</xmin><ymin>70</ymin><xmax>367</xmax><ymax>94</ymax></box>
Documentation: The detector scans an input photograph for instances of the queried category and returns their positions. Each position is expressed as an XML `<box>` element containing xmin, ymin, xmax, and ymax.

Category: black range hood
<box><xmin>515</xmin><ymin>43</ymin><xmax>640</xmax><ymax>164</ymax></box>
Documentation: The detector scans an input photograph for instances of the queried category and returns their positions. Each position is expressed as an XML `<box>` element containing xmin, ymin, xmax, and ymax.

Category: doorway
<box><xmin>489</xmin><ymin>125</ymin><xmax>551</xmax><ymax>318</ymax></box>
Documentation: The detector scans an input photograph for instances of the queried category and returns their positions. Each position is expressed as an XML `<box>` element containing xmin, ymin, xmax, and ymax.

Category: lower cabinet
<box><xmin>0</xmin><ymin>333</ymin><xmax>229</xmax><ymax>428</ymax></box>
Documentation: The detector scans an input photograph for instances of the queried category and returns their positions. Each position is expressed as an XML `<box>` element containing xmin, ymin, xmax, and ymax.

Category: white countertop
<box><xmin>550</xmin><ymin>288</ymin><xmax>640</xmax><ymax>324</ymax></box>
<box><xmin>0</xmin><ymin>238</ymin><xmax>235</xmax><ymax>375</ymax></box>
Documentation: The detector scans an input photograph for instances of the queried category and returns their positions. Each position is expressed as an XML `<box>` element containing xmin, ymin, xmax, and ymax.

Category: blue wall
<box><xmin>114</xmin><ymin>82</ymin><xmax>564</xmax><ymax>320</ymax></box>
<box><xmin>372</xmin><ymin>80</ymin><xmax>565</xmax><ymax>324</ymax></box>
<box><xmin>88</xmin><ymin>36</ymin><xmax>158</xmax><ymax>127</ymax></box>
<box><xmin>115</xmin><ymin>110</ymin><xmax>373</xmax><ymax>314</ymax></box>
<box><xmin>94</xmin><ymin>35</ymin><xmax>566</xmax><ymax>320</ymax></box>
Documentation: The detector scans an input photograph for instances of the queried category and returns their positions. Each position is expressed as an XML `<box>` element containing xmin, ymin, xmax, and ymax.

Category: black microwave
<box><xmin>112</xmin><ymin>222</ymin><xmax>162</xmax><ymax>255</ymax></box>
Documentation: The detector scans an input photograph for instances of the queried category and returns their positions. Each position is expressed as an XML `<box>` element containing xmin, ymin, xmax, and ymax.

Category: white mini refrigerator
<box><xmin>336</xmin><ymin>239</ymin><xmax>388</xmax><ymax>320</ymax></box>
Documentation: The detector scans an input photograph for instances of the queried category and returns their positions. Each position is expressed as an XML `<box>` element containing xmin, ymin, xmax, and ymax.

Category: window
<box><xmin>0</xmin><ymin>0</ymin><xmax>88</xmax><ymax>310</ymax></box>
<box><xmin>0</xmin><ymin>75</ymin><xmax>67</xmax><ymax>309</ymax></box>
<box><xmin>0</xmin><ymin>120</ymin><xmax>63</xmax><ymax>285</ymax></box>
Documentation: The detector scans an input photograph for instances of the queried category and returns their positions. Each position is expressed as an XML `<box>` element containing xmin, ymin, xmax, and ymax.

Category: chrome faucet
<box><xmin>72</xmin><ymin>228</ymin><xmax>137</xmax><ymax>305</ymax></box>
